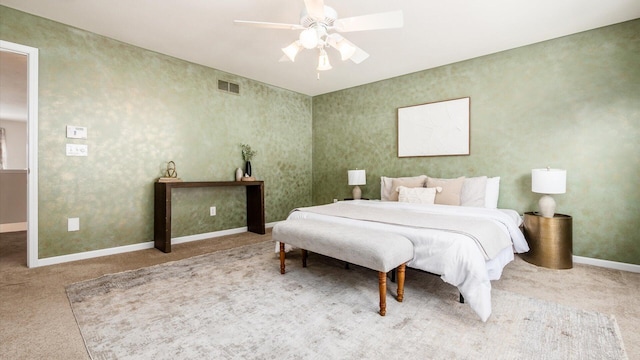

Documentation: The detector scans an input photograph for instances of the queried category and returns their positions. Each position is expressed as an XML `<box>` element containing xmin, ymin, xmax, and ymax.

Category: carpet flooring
<box><xmin>2</xmin><ymin>230</ymin><xmax>639</xmax><ymax>359</ymax></box>
<box><xmin>66</xmin><ymin>241</ymin><xmax>627</xmax><ymax>359</ymax></box>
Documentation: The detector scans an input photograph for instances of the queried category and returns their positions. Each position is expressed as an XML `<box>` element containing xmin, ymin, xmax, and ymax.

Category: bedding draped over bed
<box><xmin>295</xmin><ymin>202</ymin><xmax>512</xmax><ymax>260</ymax></box>
<box><xmin>280</xmin><ymin>201</ymin><xmax>528</xmax><ymax>322</ymax></box>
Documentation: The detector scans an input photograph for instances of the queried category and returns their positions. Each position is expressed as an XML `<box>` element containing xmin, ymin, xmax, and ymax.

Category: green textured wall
<box><xmin>1</xmin><ymin>6</ymin><xmax>313</xmax><ymax>258</ymax></box>
<box><xmin>312</xmin><ymin>20</ymin><xmax>640</xmax><ymax>265</ymax></box>
<box><xmin>2</xmin><ymin>5</ymin><xmax>638</xmax><ymax>265</ymax></box>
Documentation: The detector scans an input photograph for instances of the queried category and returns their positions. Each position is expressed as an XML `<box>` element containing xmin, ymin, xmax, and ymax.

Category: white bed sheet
<box><xmin>282</xmin><ymin>200</ymin><xmax>528</xmax><ymax>322</ymax></box>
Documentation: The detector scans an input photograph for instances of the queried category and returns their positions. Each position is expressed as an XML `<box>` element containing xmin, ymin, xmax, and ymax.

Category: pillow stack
<box><xmin>380</xmin><ymin>175</ymin><xmax>500</xmax><ymax>208</ymax></box>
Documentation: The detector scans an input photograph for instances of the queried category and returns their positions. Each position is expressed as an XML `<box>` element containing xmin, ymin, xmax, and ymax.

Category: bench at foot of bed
<box><xmin>273</xmin><ymin>219</ymin><xmax>414</xmax><ymax>316</ymax></box>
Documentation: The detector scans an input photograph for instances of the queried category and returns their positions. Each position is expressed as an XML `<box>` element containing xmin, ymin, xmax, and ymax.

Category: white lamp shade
<box><xmin>532</xmin><ymin>168</ymin><xmax>566</xmax><ymax>194</ymax></box>
<box><xmin>348</xmin><ymin>169</ymin><xmax>366</xmax><ymax>186</ymax></box>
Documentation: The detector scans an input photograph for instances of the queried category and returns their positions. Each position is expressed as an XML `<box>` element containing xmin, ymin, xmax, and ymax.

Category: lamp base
<box><xmin>538</xmin><ymin>194</ymin><xmax>556</xmax><ymax>218</ymax></box>
<box><xmin>352</xmin><ymin>185</ymin><xmax>362</xmax><ymax>200</ymax></box>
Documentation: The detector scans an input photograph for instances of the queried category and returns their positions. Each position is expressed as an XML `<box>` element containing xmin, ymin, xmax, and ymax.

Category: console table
<box><xmin>154</xmin><ymin>181</ymin><xmax>265</xmax><ymax>253</ymax></box>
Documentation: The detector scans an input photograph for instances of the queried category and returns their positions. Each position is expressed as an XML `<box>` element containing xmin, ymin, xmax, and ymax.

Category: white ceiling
<box><xmin>0</xmin><ymin>0</ymin><xmax>639</xmax><ymax>98</ymax></box>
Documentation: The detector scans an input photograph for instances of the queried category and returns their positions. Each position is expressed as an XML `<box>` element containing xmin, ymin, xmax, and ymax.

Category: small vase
<box><xmin>235</xmin><ymin>168</ymin><xmax>243</xmax><ymax>181</ymax></box>
<box><xmin>245</xmin><ymin>161</ymin><xmax>252</xmax><ymax>177</ymax></box>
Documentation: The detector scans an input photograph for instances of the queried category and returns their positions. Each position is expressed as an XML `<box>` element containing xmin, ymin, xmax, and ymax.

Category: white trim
<box><xmin>0</xmin><ymin>222</ymin><xmax>27</xmax><ymax>233</ymax></box>
<box><xmin>32</xmin><ymin>223</ymin><xmax>276</xmax><ymax>267</ymax></box>
<box><xmin>24</xmin><ymin>219</ymin><xmax>640</xmax><ymax>273</ymax></box>
<box><xmin>0</xmin><ymin>40</ymin><xmax>39</xmax><ymax>268</ymax></box>
<box><xmin>172</xmin><ymin>221</ymin><xmax>278</xmax><ymax>245</ymax></box>
<box><xmin>36</xmin><ymin>241</ymin><xmax>156</xmax><ymax>267</ymax></box>
<box><xmin>172</xmin><ymin>227</ymin><xmax>249</xmax><ymax>245</ymax></box>
<box><xmin>573</xmin><ymin>255</ymin><xmax>640</xmax><ymax>273</ymax></box>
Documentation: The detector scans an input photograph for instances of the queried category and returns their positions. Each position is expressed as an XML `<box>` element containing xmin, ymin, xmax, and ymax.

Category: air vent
<box><xmin>218</xmin><ymin>79</ymin><xmax>240</xmax><ymax>95</ymax></box>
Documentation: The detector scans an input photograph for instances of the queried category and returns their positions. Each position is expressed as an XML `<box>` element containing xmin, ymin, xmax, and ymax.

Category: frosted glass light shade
<box><xmin>336</xmin><ymin>40</ymin><xmax>356</xmax><ymax>60</ymax></box>
<box><xmin>317</xmin><ymin>49</ymin><xmax>332</xmax><ymax>71</ymax></box>
<box><xmin>282</xmin><ymin>41</ymin><xmax>303</xmax><ymax>62</ymax></box>
<box><xmin>299</xmin><ymin>28</ymin><xmax>318</xmax><ymax>49</ymax></box>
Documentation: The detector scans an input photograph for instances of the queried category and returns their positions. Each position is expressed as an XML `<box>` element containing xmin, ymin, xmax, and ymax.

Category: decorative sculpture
<box><xmin>158</xmin><ymin>161</ymin><xmax>182</xmax><ymax>182</ymax></box>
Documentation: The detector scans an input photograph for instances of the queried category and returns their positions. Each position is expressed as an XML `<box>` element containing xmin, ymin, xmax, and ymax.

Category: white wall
<box><xmin>0</xmin><ymin>119</ymin><xmax>27</xmax><ymax>169</ymax></box>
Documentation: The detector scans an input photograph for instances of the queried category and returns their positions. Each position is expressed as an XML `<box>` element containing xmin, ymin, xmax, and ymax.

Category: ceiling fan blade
<box><xmin>333</xmin><ymin>10</ymin><xmax>403</xmax><ymax>32</ymax></box>
<box><xmin>326</xmin><ymin>33</ymin><xmax>370</xmax><ymax>64</ymax></box>
<box><xmin>304</xmin><ymin>0</ymin><xmax>326</xmax><ymax>20</ymax></box>
<box><xmin>234</xmin><ymin>20</ymin><xmax>304</xmax><ymax>30</ymax></box>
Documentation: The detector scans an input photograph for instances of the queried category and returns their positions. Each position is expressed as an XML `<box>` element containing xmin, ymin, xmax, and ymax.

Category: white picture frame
<box><xmin>397</xmin><ymin>97</ymin><xmax>470</xmax><ymax>157</ymax></box>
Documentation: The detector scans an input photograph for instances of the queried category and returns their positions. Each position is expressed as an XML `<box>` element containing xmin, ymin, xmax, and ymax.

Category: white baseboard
<box><xmin>32</xmin><ymin>222</ymin><xmax>637</xmax><ymax>273</ymax></box>
<box><xmin>36</xmin><ymin>241</ymin><xmax>156</xmax><ymax>267</ymax></box>
<box><xmin>0</xmin><ymin>222</ymin><xmax>27</xmax><ymax>233</ymax></box>
<box><xmin>573</xmin><ymin>255</ymin><xmax>640</xmax><ymax>273</ymax></box>
<box><xmin>34</xmin><ymin>223</ymin><xmax>276</xmax><ymax>268</ymax></box>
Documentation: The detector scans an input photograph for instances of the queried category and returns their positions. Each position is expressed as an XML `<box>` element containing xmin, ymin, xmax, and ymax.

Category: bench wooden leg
<box><xmin>378</xmin><ymin>271</ymin><xmax>387</xmax><ymax>316</ymax></box>
<box><xmin>301</xmin><ymin>249</ymin><xmax>308</xmax><ymax>268</ymax></box>
<box><xmin>279</xmin><ymin>242</ymin><xmax>286</xmax><ymax>274</ymax></box>
<box><xmin>396</xmin><ymin>263</ymin><xmax>406</xmax><ymax>302</ymax></box>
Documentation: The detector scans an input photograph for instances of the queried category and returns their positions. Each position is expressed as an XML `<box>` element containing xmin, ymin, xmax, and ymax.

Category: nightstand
<box><xmin>521</xmin><ymin>212</ymin><xmax>573</xmax><ymax>269</ymax></box>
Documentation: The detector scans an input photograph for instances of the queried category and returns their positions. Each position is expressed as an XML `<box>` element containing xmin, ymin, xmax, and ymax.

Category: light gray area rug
<box><xmin>67</xmin><ymin>242</ymin><xmax>627</xmax><ymax>360</ymax></box>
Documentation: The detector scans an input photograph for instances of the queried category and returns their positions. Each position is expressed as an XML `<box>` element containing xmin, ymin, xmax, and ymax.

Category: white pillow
<box><xmin>380</xmin><ymin>175</ymin><xmax>427</xmax><ymax>201</ymax></box>
<box><xmin>461</xmin><ymin>176</ymin><xmax>488</xmax><ymax>207</ymax></box>
<box><xmin>397</xmin><ymin>186</ymin><xmax>442</xmax><ymax>204</ymax></box>
<box><xmin>484</xmin><ymin>177</ymin><xmax>500</xmax><ymax>209</ymax></box>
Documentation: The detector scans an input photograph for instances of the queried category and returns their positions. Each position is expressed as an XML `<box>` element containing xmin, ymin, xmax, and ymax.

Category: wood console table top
<box><xmin>154</xmin><ymin>180</ymin><xmax>265</xmax><ymax>253</ymax></box>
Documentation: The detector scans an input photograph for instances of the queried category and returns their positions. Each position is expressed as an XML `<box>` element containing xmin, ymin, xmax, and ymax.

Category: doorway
<box><xmin>0</xmin><ymin>40</ymin><xmax>39</xmax><ymax>268</ymax></box>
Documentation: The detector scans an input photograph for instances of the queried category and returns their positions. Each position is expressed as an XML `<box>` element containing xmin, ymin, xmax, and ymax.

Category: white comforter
<box><xmin>283</xmin><ymin>200</ymin><xmax>529</xmax><ymax>322</ymax></box>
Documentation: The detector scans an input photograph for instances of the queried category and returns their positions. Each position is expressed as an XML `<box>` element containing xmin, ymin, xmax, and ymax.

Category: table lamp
<box><xmin>348</xmin><ymin>169</ymin><xmax>366</xmax><ymax>200</ymax></box>
<box><xmin>531</xmin><ymin>168</ymin><xmax>566</xmax><ymax>218</ymax></box>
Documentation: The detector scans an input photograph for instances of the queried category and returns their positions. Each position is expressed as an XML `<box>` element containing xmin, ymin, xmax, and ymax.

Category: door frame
<box><xmin>0</xmin><ymin>40</ymin><xmax>39</xmax><ymax>268</ymax></box>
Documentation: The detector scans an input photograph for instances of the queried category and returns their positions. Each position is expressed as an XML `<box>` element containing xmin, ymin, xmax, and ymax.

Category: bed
<box><xmin>277</xmin><ymin>175</ymin><xmax>529</xmax><ymax>322</ymax></box>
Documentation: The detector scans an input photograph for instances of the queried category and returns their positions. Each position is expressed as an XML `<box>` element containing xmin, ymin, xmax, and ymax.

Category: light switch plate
<box><xmin>66</xmin><ymin>144</ymin><xmax>88</xmax><ymax>156</ymax></box>
<box><xmin>66</xmin><ymin>126</ymin><xmax>87</xmax><ymax>139</ymax></box>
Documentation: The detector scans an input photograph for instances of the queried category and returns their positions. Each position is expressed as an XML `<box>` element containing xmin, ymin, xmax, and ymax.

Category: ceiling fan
<box><xmin>234</xmin><ymin>0</ymin><xmax>403</xmax><ymax>71</ymax></box>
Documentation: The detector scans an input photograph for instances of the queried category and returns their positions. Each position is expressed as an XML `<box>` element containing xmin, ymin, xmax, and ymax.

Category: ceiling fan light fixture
<box><xmin>282</xmin><ymin>41</ymin><xmax>303</xmax><ymax>62</ymax></box>
<box><xmin>317</xmin><ymin>48</ymin><xmax>332</xmax><ymax>71</ymax></box>
<box><xmin>235</xmin><ymin>2</ymin><xmax>403</xmax><ymax>71</ymax></box>
<box><xmin>299</xmin><ymin>28</ymin><xmax>319</xmax><ymax>49</ymax></box>
<box><xmin>336</xmin><ymin>41</ymin><xmax>357</xmax><ymax>61</ymax></box>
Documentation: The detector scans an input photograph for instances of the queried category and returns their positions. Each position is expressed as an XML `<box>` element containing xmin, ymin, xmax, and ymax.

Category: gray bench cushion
<box><xmin>273</xmin><ymin>219</ymin><xmax>414</xmax><ymax>273</ymax></box>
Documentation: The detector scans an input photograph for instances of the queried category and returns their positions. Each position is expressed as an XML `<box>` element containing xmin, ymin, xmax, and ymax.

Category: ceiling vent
<box><xmin>218</xmin><ymin>80</ymin><xmax>240</xmax><ymax>95</ymax></box>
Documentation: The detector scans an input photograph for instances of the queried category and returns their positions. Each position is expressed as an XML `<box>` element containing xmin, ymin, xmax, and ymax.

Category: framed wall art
<box><xmin>397</xmin><ymin>97</ymin><xmax>470</xmax><ymax>157</ymax></box>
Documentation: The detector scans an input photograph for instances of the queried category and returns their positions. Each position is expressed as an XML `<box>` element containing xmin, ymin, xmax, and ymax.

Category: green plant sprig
<box><xmin>241</xmin><ymin>144</ymin><xmax>257</xmax><ymax>162</ymax></box>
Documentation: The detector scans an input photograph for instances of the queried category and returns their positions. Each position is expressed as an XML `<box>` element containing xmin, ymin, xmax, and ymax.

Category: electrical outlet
<box><xmin>68</xmin><ymin>218</ymin><xmax>80</xmax><ymax>231</ymax></box>
<box><xmin>210</xmin><ymin>206</ymin><xmax>216</xmax><ymax>216</ymax></box>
